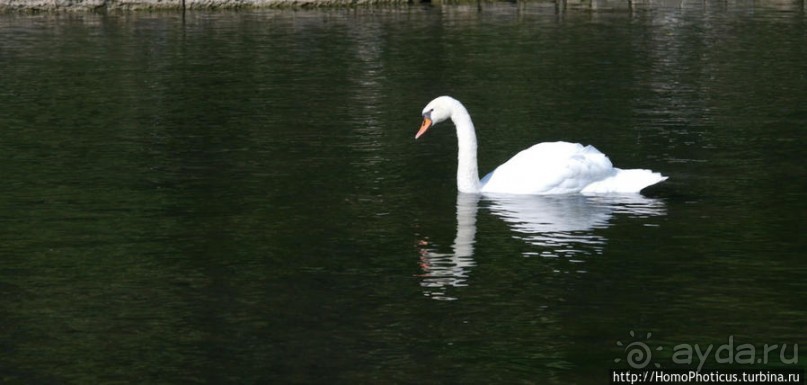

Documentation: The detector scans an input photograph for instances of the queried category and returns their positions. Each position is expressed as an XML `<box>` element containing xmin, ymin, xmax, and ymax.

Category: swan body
<box><xmin>416</xmin><ymin>96</ymin><xmax>667</xmax><ymax>195</ymax></box>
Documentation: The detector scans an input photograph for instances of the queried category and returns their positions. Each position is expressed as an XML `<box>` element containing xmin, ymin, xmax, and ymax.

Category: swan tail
<box><xmin>581</xmin><ymin>168</ymin><xmax>668</xmax><ymax>194</ymax></box>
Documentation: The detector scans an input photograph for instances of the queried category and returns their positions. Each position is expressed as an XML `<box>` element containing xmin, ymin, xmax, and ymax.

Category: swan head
<box><xmin>416</xmin><ymin>96</ymin><xmax>459</xmax><ymax>139</ymax></box>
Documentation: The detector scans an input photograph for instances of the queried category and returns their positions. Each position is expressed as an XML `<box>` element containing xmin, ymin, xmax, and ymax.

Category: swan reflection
<box><xmin>417</xmin><ymin>193</ymin><xmax>666</xmax><ymax>300</ymax></box>
<box><xmin>417</xmin><ymin>193</ymin><xmax>480</xmax><ymax>301</ymax></box>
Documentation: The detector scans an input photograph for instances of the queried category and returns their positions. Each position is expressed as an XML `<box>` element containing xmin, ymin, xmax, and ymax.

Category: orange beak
<box><xmin>415</xmin><ymin>117</ymin><xmax>432</xmax><ymax>139</ymax></box>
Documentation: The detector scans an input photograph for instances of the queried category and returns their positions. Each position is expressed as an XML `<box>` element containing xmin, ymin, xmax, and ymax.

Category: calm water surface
<box><xmin>1</xmin><ymin>3</ymin><xmax>805</xmax><ymax>384</ymax></box>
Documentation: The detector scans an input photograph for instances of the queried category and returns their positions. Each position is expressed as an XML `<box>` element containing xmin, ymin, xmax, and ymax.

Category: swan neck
<box><xmin>451</xmin><ymin>107</ymin><xmax>481</xmax><ymax>194</ymax></box>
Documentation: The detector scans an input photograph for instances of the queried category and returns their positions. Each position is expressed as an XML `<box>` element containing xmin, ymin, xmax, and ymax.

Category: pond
<box><xmin>1</xmin><ymin>2</ymin><xmax>805</xmax><ymax>384</ymax></box>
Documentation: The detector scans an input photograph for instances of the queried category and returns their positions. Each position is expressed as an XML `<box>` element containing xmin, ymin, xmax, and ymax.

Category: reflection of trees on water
<box><xmin>417</xmin><ymin>193</ymin><xmax>666</xmax><ymax>300</ymax></box>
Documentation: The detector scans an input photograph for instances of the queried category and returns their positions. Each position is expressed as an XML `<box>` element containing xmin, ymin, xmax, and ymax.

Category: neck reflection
<box><xmin>418</xmin><ymin>193</ymin><xmax>480</xmax><ymax>301</ymax></box>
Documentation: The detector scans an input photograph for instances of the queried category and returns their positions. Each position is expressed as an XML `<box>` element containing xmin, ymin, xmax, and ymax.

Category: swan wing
<box><xmin>480</xmin><ymin>142</ymin><xmax>615</xmax><ymax>195</ymax></box>
<box><xmin>580</xmin><ymin>168</ymin><xmax>668</xmax><ymax>194</ymax></box>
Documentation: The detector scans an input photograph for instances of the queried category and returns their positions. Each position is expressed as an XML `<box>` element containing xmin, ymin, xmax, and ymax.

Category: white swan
<box><xmin>415</xmin><ymin>96</ymin><xmax>668</xmax><ymax>195</ymax></box>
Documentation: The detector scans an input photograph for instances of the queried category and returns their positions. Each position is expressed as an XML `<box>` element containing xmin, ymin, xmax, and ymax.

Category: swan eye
<box><xmin>423</xmin><ymin>109</ymin><xmax>433</xmax><ymax>118</ymax></box>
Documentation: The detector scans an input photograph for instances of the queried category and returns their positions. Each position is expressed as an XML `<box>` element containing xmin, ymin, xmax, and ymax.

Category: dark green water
<box><xmin>1</xmin><ymin>3</ymin><xmax>805</xmax><ymax>384</ymax></box>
